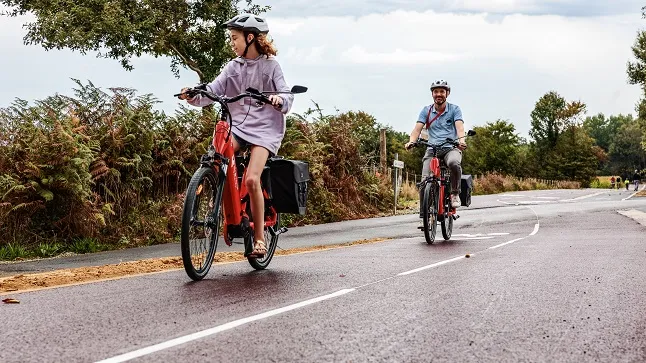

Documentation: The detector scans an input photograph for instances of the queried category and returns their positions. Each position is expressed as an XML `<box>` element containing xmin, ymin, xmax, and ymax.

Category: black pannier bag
<box><xmin>268</xmin><ymin>158</ymin><xmax>310</xmax><ymax>215</ymax></box>
<box><xmin>460</xmin><ymin>174</ymin><xmax>473</xmax><ymax>207</ymax></box>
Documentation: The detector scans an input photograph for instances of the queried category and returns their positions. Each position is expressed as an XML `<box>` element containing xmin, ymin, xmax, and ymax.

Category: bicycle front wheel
<box><xmin>441</xmin><ymin>210</ymin><xmax>453</xmax><ymax>240</ymax></box>
<box><xmin>422</xmin><ymin>182</ymin><xmax>439</xmax><ymax>244</ymax></box>
<box><xmin>180</xmin><ymin>167</ymin><xmax>224</xmax><ymax>281</ymax></box>
<box><xmin>247</xmin><ymin>213</ymin><xmax>281</xmax><ymax>270</ymax></box>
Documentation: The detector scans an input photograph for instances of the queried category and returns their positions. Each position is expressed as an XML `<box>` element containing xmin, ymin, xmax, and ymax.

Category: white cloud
<box><xmin>340</xmin><ymin>46</ymin><xmax>463</xmax><ymax>64</ymax></box>
<box><xmin>283</xmin><ymin>45</ymin><xmax>326</xmax><ymax>64</ymax></box>
<box><xmin>269</xmin><ymin>20</ymin><xmax>304</xmax><ymax>36</ymax></box>
<box><xmin>265</xmin><ymin>0</ymin><xmax>641</xmax><ymax>17</ymax></box>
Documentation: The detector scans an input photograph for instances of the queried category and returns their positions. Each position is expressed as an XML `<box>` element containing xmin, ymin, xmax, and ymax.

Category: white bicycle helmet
<box><xmin>221</xmin><ymin>13</ymin><xmax>269</xmax><ymax>34</ymax></box>
<box><xmin>430</xmin><ymin>79</ymin><xmax>451</xmax><ymax>92</ymax></box>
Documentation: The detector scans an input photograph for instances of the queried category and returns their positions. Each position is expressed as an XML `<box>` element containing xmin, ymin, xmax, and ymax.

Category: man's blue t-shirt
<box><xmin>417</xmin><ymin>103</ymin><xmax>463</xmax><ymax>146</ymax></box>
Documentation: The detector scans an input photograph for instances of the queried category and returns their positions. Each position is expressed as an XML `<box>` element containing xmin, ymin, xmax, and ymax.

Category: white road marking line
<box><xmin>452</xmin><ymin>233</ymin><xmax>509</xmax><ymax>237</ymax></box>
<box><xmin>622</xmin><ymin>185</ymin><xmax>645</xmax><ymax>201</ymax></box>
<box><xmin>462</xmin><ymin>237</ymin><xmax>495</xmax><ymax>240</ymax></box>
<box><xmin>95</xmin><ymin>289</ymin><xmax>355</xmax><ymax>363</ymax></box>
<box><xmin>489</xmin><ymin>222</ymin><xmax>539</xmax><ymax>249</ymax></box>
<box><xmin>535</xmin><ymin>197</ymin><xmax>560</xmax><ymax>199</ymax></box>
<box><xmin>617</xmin><ymin>209</ymin><xmax>646</xmax><ymax>227</ymax></box>
<box><xmin>562</xmin><ymin>191</ymin><xmax>606</xmax><ymax>202</ymax></box>
<box><xmin>497</xmin><ymin>200</ymin><xmax>517</xmax><ymax>205</ymax></box>
<box><xmin>497</xmin><ymin>199</ymin><xmax>553</xmax><ymax>205</ymax></box>
<box><xmin>488</xmin><ymin>238</ymin><xmax>524</xmax><ymax>250</ymax></box>
<box><xmin>397</xmin><ymin>256</ymin><xmax>466</xmax><ymax>276</ymax></box>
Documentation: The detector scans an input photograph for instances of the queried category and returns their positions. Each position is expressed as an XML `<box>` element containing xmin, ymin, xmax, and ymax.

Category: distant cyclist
<box><xmin>405</xmin><ymin>79</ymin><xmax>466</xmax><ymax>210</ymax></box>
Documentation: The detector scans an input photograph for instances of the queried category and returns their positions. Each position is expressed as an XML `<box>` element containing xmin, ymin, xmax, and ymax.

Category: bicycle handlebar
<box><xmin>409</xmin><ymin>129</ymin><xmax>476</xmax><ymax>150</ymax></box>
<box><xmin>173</xmin><ymin>84</ymin><xmax>308</xmax><ymax>107</ymax></box>
<box><xmin>411</xmin><ymin>138</ymin><xmax>460</xmax><ymax>150</ymax></box>
<box><xmin>174</xmin><ymin>86</ymin><xmax>272</xmax><ymax>106</ymax></box>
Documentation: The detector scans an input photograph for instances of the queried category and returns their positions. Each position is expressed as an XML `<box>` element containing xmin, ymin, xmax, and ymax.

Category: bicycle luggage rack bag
<box><xmin>268</xmin><ymin>158</ymin><xmax>310</xmax><ymax>215</ymax></box>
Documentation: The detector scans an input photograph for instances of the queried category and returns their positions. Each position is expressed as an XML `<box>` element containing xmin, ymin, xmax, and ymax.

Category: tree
<box><xmin>585</xmin><ymin>113</ymin><xmax>632</xmax><ymax>151</ymax></box>
<box><xmin>544</xmin><ymin>126</ymin><xmax>600</xmax><ymax>186</ymax></box>
<box><xmin>627</xmin><ymin>23</ymin><xmax>646</xmax><ymax>91</ymax></box>
<box><xmin>1</xmin><ymin>0</ymin><xmax>268</xmax><ymax>83</ymax></box>
<box><xmin>626</xmin><ymin>8</ymin><xmax>646</xmax><ymax>152</ymax></box>
<box><xmin>461</xmin><ymin>119</ymin><xmax>521</xmax><ymax>176</ymax></box>
<box><xmin>609</xmin><ymin>122</ymin><xmax>646</xmax><ymax>173</ymax></box>
<box><xmin>529</xmin><ymin>91</ymin><xmax>586</xmax><ymax>150</ymax></box>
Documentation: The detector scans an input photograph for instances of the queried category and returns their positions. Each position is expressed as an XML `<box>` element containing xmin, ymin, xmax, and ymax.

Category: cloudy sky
<box><xmin>1</xmin><ymin>1</ymin><xmax>644</xmax><ymax>138</ymax></box>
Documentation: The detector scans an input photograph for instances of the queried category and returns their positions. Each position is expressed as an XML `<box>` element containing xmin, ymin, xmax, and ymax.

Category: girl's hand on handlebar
<box><xmin>458</xmin><ymin>141</ymin><xmax>467</xmax><ymax>150</ymax></box>
<box><xmin>405</xmin><ymin>141</ymin><xmax>416</xmax><ymax>150</ymax></box>
<box><xmin>178</xmin><ymin>87</ymin><xmax>192</xmax><ymax>100</ymax></box>
<box><xmin>268</xmin><ymin>95</ymin><xmax>283</xmax><ymax>109</ymax></box>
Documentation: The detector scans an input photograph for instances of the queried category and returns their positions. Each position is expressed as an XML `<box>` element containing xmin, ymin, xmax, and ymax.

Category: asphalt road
<box><xmin>1</xmin><ymin>187</ymin><xmax>645</xmax><ymax>362</ymax></box>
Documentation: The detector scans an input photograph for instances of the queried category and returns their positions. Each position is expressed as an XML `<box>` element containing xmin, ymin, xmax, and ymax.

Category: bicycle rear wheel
<box><xmin>180</xmin><ymin>167</ymin><xmax>224</xmax><ymax>281</ymax></box>
<box><xmin>422</xmin><ymin>181</ymin><xmax>439</xmax><ymax>244</ymax></box>
<box><xmin>247</xmin><ymin>213</ymin><xmax>281</xmax><ymax>270</ymax></box>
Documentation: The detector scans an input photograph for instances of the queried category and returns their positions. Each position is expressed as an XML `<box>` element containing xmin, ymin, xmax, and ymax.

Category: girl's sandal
<box><xmin>249</xmin><ymin>240</ymin><xmax>267</xmax><ymax>258</ymax></box>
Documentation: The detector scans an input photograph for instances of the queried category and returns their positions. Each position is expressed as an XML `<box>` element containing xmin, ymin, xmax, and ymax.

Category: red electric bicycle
<box><xmin>174</xmin><ymin>84</ymin><xmax>307</xmax><ymax>280</ymax></box>
<box><xmin>411</xmin><ymin>130</ymin><xmax>476</xmax><ymax>244</ymax></box>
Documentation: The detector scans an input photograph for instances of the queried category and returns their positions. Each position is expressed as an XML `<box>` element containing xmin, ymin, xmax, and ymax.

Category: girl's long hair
<box><xmin>254</xmin><ymin>33</ymin><xmax>277</xmax><ymax>56</ymax></box>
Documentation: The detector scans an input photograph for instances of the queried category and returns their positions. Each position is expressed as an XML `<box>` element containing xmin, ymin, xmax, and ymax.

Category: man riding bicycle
<box><xmin>405</xmin><ymin>79</ymin><xmax>467</xmax><ymax>211</ymax></box>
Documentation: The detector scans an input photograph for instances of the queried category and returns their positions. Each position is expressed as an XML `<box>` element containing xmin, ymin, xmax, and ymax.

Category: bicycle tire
<box><xmin>247</xmin><ymin>213</ymin><xmax>281</xmax><ymax>270</ymax></box>
<box><xmin>422</xmin><ymin>181</ymin><xmax>438</xmax><ymax>244</ymax></box>
<box><xmin>441</xmin><ymin>208</ymin><xmax>453</xmax><ymax>240</ymax></box>
<box><xmin>180</xmin><ymin>167</ymin><xmax>224</xmax><ymax>281</ymax></box>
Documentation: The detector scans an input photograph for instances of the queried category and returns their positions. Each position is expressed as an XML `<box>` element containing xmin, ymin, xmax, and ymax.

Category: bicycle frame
<box><xmin>425</xmin><ymin>148</ymin><xmax>455</xmax><ymax>218</ymax></box>
<box><xmin>175</xmin><ymin>85</ymin><xmax>308</xmax><ymax>245</ymax></box>
<box><xmin>208</xmin><ymin>113</ymin><xmax>277</xmax><ymax>240</ymax></box>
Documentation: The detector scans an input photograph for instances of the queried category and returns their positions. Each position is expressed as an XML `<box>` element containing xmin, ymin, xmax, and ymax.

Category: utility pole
<box><xmin>380</xmin><ymin>128</ymin><xmax>387</xmax><ymax>174</ymax></box>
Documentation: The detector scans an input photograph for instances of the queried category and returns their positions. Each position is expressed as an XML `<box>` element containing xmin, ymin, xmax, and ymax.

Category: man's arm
<box><xmin>405</xmin><ymin>107</ymin><xmax>428</xmax><ymax>150</ymax></box>
<box><xmin>454</xmin><ymin>106</ymin><xmax>466</xmax><ymax>150</ymax></box>
<box><xmin>409</xmin><ymin>122</ymin><xmax>424</xmax><ymax>143</ymax></box>
<box><xmin>405</xmin><ymin>122</ymin><xmax>424</xmax><ymax>150</ymax></box>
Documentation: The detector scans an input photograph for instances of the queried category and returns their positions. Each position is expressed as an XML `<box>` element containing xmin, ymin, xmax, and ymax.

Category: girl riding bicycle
<box><xmin>180</xmin><ymin>13</ymin><xmax>293</xmax><ymax>258</ymax></box>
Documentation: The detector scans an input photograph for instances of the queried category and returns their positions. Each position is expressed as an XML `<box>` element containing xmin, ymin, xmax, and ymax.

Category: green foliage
<box><xmin>462</xmin><ymin>120</ymin><xmax>522</xmax><ymax>176</ymax></box>
<box><xmin>530</xmin><ymin>91</ymin><xmax>586</xmax><ymax>150</ymax></box>
<box><xmin>528</xmin><ymin>91</ymin><xmax>599</xmax><ymax>183</ymax></box>
<box><xmin>583</xmin><ymin>113</ymin><xmax>633</xmax><ymax>152</ymax></box>
<box><xmin>0</xmin><ymin>243</ymin><xmax>30</xmax><ymax>260</ymax></box>
<box><xmin>543</xmin><ymin>126</ymin><xmax>600</xmax><ymax>187</ymax></box>
<box><xmin>0</xmin><ymin>84</ymin><xmax>400</xmax><ymax>254</ymax></box>
<box><xmin>628</xmin><ymin>28</ymin><xmax>646</xmax><ymax>90</ymax></box>
<box><xmin>69</xmin><ymin>238</ymin><xmax>105</xmax><ymax>254</ymax></box>
<box><xmin>472</xmin><ymin>173</ymin><xmax>580</xmax><ymax>195</ymax></box>
<box><xmin>1</xmin><ymin>0</ymin><xmax>268</xmax><ymax>82</ymax></box>
<box><xmin>280</xmin><ymin>105</ymin><xmax>394</xmax><ymax>224</ymax></box>
<box><xmin>626</xmin><ymin>10</ymin><xmax>646</xmax><ymax>160</ymax></box>
<box><xmin>608</xmin><ymin>121</ymin><xmax>646</xmax><ymax>174</ymax></box>
<box><xmin>37</xmin><ymin>242</ymin><xmax>64</xmax><ymax>258</ymax></box>
<box><xmin>0</xmin><ymin>81</ymin><xmax>202</xmax><ymax>252</ymax></box>
<box><xmin>589</xmin><ymin>178</ymin><xmax>611</xmax><ymax>189</ymax></box>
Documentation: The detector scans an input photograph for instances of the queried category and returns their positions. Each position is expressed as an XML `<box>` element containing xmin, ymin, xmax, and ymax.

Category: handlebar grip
<box><xmin>174</xmin><ymin>89</ymin><xmax>200</xmax><ymax>99</ymax></box>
